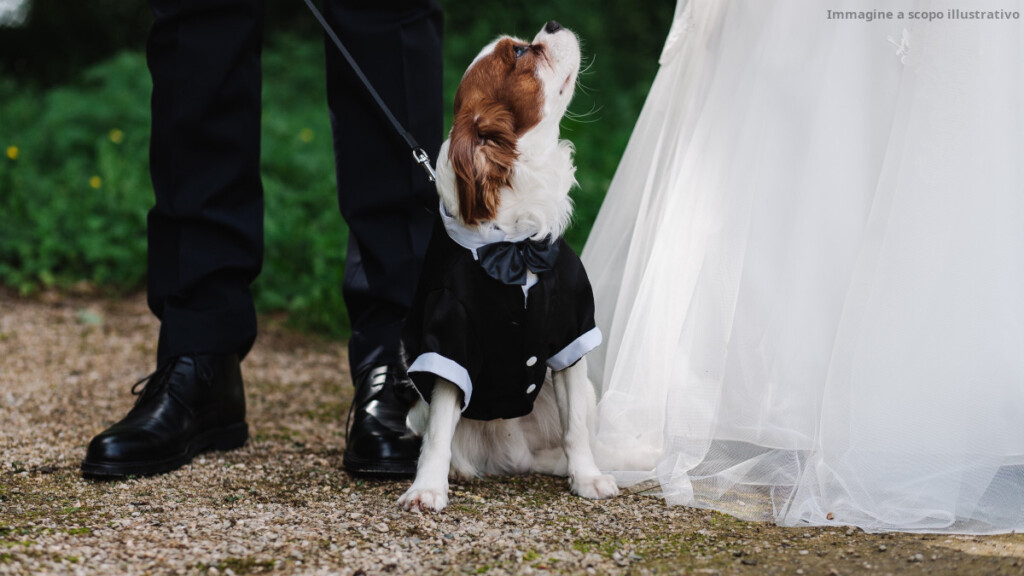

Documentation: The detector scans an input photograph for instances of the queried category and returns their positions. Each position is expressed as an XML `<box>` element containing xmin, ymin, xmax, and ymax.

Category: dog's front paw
<box><xmin>571</xmin><ymin>474</ymin><xmax>619</xmax><ymax>500</ymax></box>
<box><xmin>398</xmin><ymin>484</ymin><xmax>449</xmax><ymax>512</ymax></box>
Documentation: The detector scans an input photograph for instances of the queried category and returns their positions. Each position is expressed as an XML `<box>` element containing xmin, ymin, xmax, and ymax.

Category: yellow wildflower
<box><xmin>109</xmin><ymin>129</ymin><xmax>124</xmax><ymax>144</ymax></box>
<box><xmin>299</xmin><ymin>128</ymin><xmax>314</xmax><ymax>143</ymax></box>
<box><xmin>89</xmin><ymin>176</ymin><xmax>102</xmax><ymax>189</ymax></box>
<box><xmin>6</xmin><ymin>146</ymin><xmax>18</xmax><ymax>160</ymax></box>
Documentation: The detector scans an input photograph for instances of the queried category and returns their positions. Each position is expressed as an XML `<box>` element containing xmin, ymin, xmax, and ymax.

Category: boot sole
<box><xmin>81</xmin><ymin>422</ymin><xmax>249</xmax><ymax>479</ymax></box>
<box><xmin>342</xmin><ymin>452</ymin><xmax>417</xmax><ymax>479</ymax></box>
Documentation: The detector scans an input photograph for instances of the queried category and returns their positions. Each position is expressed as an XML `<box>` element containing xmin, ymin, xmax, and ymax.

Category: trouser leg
<box><xmin>146</xmin><ymin>0</ymin><xmax>265</xmax><ymax>365</ymax></box>
<box><xmin>323</xmin><ymin>0</ymin><xmax>443</xmax><ymax>376</ymax></box>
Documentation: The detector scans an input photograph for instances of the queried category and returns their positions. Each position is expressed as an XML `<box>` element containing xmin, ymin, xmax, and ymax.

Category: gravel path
<box><xmin>2</xmin><ymin>291</ymin><xmax>1023</xmax><ymax>575</ymax></box>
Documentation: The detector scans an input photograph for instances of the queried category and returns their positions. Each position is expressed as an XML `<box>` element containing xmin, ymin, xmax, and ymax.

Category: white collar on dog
<box><xmin>439</xmin><ymin>201</ymin><xmax>540</xmax><ymax>297</ymax></box>
<box><xmin>439</xmin><ymin>200</ymin><xmax>535</xmax><ymax>261</ymax></box>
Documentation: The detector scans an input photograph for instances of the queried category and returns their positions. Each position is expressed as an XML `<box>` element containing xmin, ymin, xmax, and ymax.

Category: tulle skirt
<box><xmin>583</xmin><ymin>0</ymin><xmax>1024</xmax><ymax>533</ymax></box>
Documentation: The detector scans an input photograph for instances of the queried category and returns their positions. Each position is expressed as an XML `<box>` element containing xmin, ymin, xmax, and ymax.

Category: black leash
<box><xmin>301</xmin><ymin>0</ymin><xmax>437</xmax><ymax>182</ymax></box>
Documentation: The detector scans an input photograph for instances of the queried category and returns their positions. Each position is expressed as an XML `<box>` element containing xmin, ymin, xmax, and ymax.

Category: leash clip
<box><xmin>412</xmin><ymin>148</ymin><xmax>437</xmax><ymax>183</ymax></box>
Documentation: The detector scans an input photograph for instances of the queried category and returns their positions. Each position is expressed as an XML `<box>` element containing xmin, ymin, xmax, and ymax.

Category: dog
<box><xmin>397</xmin><ymin>21</ymin><xmax>619</xmax><ymax>512</ymax></box>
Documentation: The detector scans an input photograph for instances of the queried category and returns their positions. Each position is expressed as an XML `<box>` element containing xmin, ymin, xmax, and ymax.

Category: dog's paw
<box><xmin>398</xmin><ymin>484</ymin><xmax>449</xmax><ymax>512</ymax></box>
<box><xmin>571</xmin><ymin>474</ymin><xmax>619</xmax><ymax>500</ymax></box>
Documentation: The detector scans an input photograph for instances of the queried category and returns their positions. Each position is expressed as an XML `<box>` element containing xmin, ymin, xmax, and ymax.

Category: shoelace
<box><xmin>345</xmin><ymin>366</ymin><xmax>391</xmax><ymax>437</ymax></box>
<box><xmin>130</xmin><ymin>357</ymin><xmax>212</xmax><ymax>406</ymax></box>
<box><xmin>131</xmin><ymin>366</ymin><xmax>171</xmax><ymax>407</ymax></box>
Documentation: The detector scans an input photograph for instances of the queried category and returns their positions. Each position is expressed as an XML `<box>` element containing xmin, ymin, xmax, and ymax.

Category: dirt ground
<box><xmin>1</xmin><ymin>291</ymin><xmax>1023</xmax><ymax>575</ymax></box>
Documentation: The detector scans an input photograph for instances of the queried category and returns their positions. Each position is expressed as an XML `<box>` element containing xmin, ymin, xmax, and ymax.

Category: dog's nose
<box><xmin>545</xmin><ymin>20</ymin><xmax>563</xmax><ymax>33</ymax></box>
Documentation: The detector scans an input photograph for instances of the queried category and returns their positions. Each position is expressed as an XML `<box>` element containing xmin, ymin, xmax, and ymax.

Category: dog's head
<box><xmin>437</xmin><ymin>21</ymin><xmax>581</xmax><ymax>239</ymax></box>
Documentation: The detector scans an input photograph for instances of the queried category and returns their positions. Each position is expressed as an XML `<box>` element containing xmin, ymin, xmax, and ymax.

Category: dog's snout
<box><xmin>544</xmin><ymin>20</ymin><xmax>563</xmax><ymax>33</ymax></box>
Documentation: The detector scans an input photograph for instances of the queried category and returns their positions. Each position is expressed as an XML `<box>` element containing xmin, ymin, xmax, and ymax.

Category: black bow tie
<box><xmin>476</xmin><ymin>238</ymin><xmax>561</xmax><ymax>285</ymax></box>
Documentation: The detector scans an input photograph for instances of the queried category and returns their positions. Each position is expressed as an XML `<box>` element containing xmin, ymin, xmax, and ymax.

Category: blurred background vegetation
<box><xmin>0</xmin><ymin>0</ymin><xmax>674</xmax><ymax>337</ymax></box>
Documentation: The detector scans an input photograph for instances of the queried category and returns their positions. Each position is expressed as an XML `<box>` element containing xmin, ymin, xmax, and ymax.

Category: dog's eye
<box><xmin>514</xmin><ymin>45</ymin><xmax>530</xmax><ymax>59</ymax></box>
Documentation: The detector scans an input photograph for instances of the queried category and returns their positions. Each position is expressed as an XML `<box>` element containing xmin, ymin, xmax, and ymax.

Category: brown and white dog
<box><xmin>397</xmin><ymin>21</ymin><xmax>618</xmax><ymax>512</ymax></box>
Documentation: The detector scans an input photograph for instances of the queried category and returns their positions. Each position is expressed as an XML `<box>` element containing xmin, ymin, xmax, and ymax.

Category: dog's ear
<box><xmin>449</xmin><ymin>100</ymin><xmax>518</xmax><ymax>225</ymax></box>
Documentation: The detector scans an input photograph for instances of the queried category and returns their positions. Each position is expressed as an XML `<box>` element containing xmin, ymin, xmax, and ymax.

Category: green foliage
<box><xmin>254</xmin><ymin>35</ymin><xmax>350</xmax><ymax>335</ymax></box>
<box><xmin>0</xmin><ymin>53</ymin><xmax>151</xmax><ymax>293</ymax></box>
<box><xmin>0</xmin><ymin>1</ymin><xmax>675</xmax><ymax>338</ymax></box>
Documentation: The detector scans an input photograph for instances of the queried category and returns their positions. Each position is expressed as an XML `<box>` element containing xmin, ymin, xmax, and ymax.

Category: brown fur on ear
<box><xmin>449</xmin><ymin>100</ymin><xmax>518</xmax><ymax>225</ymax></box>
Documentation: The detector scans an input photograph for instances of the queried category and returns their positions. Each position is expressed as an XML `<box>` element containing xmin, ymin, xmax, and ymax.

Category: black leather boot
<box><xmin>343</xmin><ymin>365</ymin><xmax>421</xmax><ymax>477</ymax></box>
<box><xmin>81</xmin><ymin>354</ymin><xmax>248</xmax><ymax>478</ymax></box>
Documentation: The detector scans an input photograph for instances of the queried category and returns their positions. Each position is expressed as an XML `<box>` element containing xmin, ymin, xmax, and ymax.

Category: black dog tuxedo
<box><xmin>402</xmin><ymin>214</ymin><xmax>601</xmax><ymax>421</ymax></box>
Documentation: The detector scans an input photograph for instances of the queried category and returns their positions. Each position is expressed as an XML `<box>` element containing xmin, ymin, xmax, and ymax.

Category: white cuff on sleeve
<box><xmin>408</xmin><ymin>352</ymin><xmax>474</xmax><ymax>411</ymax></box>
<box><xmin>547</xmin><ymin>327</ymin><xmax>603</xmax><ymax>371</ymax></box>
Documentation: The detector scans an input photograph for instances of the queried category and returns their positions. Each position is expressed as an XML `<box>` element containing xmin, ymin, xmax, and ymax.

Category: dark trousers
<box><xmin>146</xmin><ymin>0</ymin><xmax>442</xmax><ymax>376</ymax></box>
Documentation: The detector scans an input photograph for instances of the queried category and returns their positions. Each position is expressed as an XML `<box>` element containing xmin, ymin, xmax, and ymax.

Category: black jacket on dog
<box><xmin>402</xmin><ymin>217</ymin><xmax>602</xmax><ymax>421</ymax></box>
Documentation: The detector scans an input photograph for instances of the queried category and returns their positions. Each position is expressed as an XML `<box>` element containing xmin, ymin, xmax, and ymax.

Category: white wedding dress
<box><xmin>584</xmin><ymin>0</ymin><xmax>1024</xmax><ymax>534</ymax></box>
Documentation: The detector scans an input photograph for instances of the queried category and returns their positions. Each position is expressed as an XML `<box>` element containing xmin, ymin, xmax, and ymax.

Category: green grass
<box><xmin>0</xmin><ymin>2</ymin><xmax>673</xmax><ymax>338</ymax></box>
